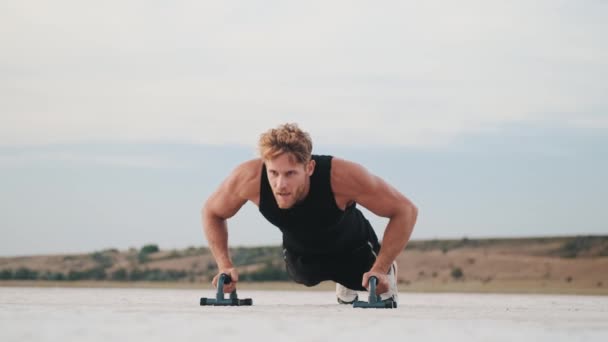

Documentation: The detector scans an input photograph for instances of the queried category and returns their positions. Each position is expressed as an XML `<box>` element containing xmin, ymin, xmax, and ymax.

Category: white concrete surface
<box><xmin>1</xmin><ymin>287</ymin><xmax>607</xmax><ymax>342</ymax></box>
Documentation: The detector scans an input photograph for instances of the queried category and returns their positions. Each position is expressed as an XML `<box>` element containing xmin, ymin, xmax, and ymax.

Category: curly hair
<box><xmin>258</xmin><ymin>123</ymin><xmax>313</xmax><ymax>163</ymax></box>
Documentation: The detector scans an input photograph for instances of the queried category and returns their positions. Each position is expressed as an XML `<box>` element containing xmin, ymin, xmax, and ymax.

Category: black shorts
<box><xmin>283</xmin><ymin>241</ymin><xmax>380</xmax><ymax>291</ymax></box>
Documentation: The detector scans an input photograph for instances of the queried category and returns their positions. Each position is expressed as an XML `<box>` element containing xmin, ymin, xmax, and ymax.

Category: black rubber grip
<box><xmin>220</xmin><ymin>273</ymin><xmax>232</xmax><ymax>285</ymax></box>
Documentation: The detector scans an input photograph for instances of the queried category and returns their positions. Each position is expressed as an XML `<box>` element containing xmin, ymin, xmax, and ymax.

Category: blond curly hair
<box><xmin>258</xmin><ymin>123</ymin><xmax>313</xmax><ymax>163</ymax></box>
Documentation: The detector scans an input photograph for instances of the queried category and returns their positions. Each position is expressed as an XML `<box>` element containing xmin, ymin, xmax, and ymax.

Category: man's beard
<box><xmin>276</xmin><ymin>181</ymin><xmax>308</xmax><ymax>208</ymax></box>
<box><xmin>292</xmin><ymin>182</ymin><xmax>308</xmax><ymax>204</ymax></box>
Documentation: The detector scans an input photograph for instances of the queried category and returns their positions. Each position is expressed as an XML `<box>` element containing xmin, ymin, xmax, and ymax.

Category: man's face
<box><xmin>265</xmin><ymin>153</ymin><xmax>315</xmax><ymax>209</ymax></box>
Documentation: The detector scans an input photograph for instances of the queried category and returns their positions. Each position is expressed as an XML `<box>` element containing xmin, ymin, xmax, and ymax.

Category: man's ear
<box><xmin>306</xmin><ymin>159</ymin><xmax>316</xmax><ymax>176</ymax></box>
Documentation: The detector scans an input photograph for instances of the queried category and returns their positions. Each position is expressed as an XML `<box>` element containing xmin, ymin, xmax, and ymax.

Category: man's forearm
<box><xmin>203</xmin><ymin>210</ymin><xmax>233</xmax><ymax>269</ymax></box>
<box><xmin>371</xmin><ymin>204</ymin><xmax>418</xmax><ymax>273</ymax></box>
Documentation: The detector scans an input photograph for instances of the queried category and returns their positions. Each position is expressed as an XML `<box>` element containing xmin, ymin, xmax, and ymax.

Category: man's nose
<box><xmin>276</xmin><ymin>176</ymin><xmax>287</xmax><ymax>188</ymax></box>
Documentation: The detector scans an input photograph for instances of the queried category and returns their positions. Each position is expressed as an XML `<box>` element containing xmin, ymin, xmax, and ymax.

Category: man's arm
<box><xmin>202</xmin><ymin>159</ymin><xmax>261</xmax><ymax>290</ymax></box>
<box><xmin>332</xmin><ymin>158</ymin><xmax>418</xmax><ymax>290</ymax></box>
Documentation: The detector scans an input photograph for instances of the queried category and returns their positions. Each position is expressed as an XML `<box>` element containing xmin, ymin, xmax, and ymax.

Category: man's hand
<box><xmin>362</xmin><ymin>270</ymin><xmax>390</xmax><ymax>295</ymax></box>
<box><xmin>212</xmin><ymin>268</ymin><xmax>239</xmax><ymax>294</ymax></box>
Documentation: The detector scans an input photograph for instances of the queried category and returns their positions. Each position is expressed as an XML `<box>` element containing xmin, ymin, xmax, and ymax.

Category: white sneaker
<box><xmin>380</xmin><ymin>262</ymin><xmax>399</xmax><ymax>304</ymax></box>
<box><xmin>336</xmin><ymin>262</ymin><xmax>399</xmax><ymax>305</ymax></box>
<box><xmin>336</xmin><ymin>283</ymin><xmax>358</xmax><ymax>304</ymax></box>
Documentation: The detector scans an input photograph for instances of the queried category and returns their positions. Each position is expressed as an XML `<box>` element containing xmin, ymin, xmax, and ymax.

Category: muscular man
<box><xmin>202</xmin><ymin>123</ymin><xmax>418</xmax><ymax>304</ymax></box>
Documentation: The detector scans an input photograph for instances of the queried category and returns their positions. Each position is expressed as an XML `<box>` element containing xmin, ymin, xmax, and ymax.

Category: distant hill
<box><xmin>1</xmin><ymin>236</ymin><xmax>607</xmax><ymax>294</ymax></box>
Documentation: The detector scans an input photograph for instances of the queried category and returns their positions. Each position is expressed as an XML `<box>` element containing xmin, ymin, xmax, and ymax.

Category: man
<box><xmin>202</xmin><ymin>123</ymin><xmax>418</xmax><ymax>304</ymax></box>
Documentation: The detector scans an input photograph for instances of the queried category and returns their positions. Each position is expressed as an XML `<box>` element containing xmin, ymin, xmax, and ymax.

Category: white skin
<box><xmin>202</xmin><ymin>152</ymin><xmax>418</xmax><ymax>295</ymax></box>
<box><xmin>266</xmin><ymin>153</ymin><xmax>315</xmax><ymax>209</ymax></box>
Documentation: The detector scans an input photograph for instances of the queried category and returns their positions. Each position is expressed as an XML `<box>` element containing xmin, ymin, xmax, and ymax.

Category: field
<box><xmin>1</xmin><ymin>236</ymin><xmax>607</xmax><ymax>295</ymax></box>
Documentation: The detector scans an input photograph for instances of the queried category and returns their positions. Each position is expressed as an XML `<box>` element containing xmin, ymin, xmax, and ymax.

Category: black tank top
<box><xmin>259</xmin><ymin>155</ymin><xmax>378</xmax><ymax>255</ymax></box>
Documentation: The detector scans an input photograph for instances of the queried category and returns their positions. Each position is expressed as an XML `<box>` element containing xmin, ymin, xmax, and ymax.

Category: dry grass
<box><xmin>2</xmin><ymin>236</ymin><xmax>607</xmax><ymax>295</ymax></box>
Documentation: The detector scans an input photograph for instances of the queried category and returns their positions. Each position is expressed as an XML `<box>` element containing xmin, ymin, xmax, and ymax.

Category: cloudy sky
<box><xmin>1</xmin><ymin>1</ymin><xmax>607</xmax><ymax>256</ymax></box>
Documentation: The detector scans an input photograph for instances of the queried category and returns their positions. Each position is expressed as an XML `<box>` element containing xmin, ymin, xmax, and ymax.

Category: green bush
<box><xmin>231</xmin><ymin>246</ymin><xmax>282</xmax><ymax>266</ymax></box>
<box><xmin>557</xmin><ymin>236</ymin><xmax>595</xmax><ymax>258</ymax></box>
<box><xmin>140</xmin><ymin>244</ymin><xmax>160</xmax><ymax>254</ymax></box>
<box><xmin>451</xmin><ymin>267</ymin><xmax>464</xmax><ymax>280</ymax></box>
<box><xmin>138</xmin><ymin>244</ymin><xmax>160</xmax><ymax>263</ymax></box>
<box><xmin>48</xmin><ymin>272</ymin><xmax>65</xmax><ymax>281</ymax></box>
<box><xmin>38</xmin><ymin>271</ymin><xmax>65</xmax><ymax>281</ymax></box>
<box><xmin>0</xmin><ymin>269</ymin><xmax>13</xmax><ymax>280</ymax></box>
<box><xmin>137</xmin><ymin>253</ymin><xmax>149</xmax><ymax>264</ymax></box>
<box><xmin>67</xmin><ymin>267</ymin><xmax>106</xmax><ymax>281</ymax></box>
<box><xmin>111</xmin><ymin>268</ymin><xmax>128</xmax><ymax>281</ymax></box>
<box><xmin>90</xmin><ymin>251</ymin><xmax>113</xmax><ymax>268</ymax></box>
<box><xmin>241</xmin><ymin>262</ymin><xmax>289</xmax><ymax>282</ymax></box>
<box><xmin>14</xmin><ymin>267</ymin><xmax>38</xmax><ymax>280</ymax></box>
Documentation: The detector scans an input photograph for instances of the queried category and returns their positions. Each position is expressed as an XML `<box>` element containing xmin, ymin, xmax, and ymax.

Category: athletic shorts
<box><xmin>283</xmin><ymin>240</ymin><xmax>381</xmax><ymax>291</ymax></box>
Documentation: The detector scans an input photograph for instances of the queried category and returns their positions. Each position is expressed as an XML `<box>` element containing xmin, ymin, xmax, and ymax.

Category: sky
<box><xmin>1</xmin><ymin>1</ymin><xmax>607</xmax><ymax>256</ymax></box>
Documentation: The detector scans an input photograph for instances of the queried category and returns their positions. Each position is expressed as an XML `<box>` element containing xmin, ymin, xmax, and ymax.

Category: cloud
<box><xmin>0</xmin><ymin>149</ymin><xmax>184</xmax><ymax>168</ymax></box>
<box><xmin>0</xmin><ymin>142</ymin><xmax>258</xmax><ymax>169</ymax></box>
<box><xmin>1</xmin><ymin>0</ymin><xmax>606</xmax><ymax>147</ymax></box>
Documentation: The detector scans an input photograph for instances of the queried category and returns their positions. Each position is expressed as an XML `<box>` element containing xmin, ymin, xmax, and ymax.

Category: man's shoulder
<box><xmin>332</xmin><ymin>155</ymin><xmax>379</xmax><ymax>185</ymax></box>
<box><xmin>228</xmin><ymin>159</ymin><xmax>263</xmax><ymax>200</ymax></box>
<box><xmin>237</xmin><ymin>158</ymin><xmax>263</xmax><ymax>171</ymax></box>
<box><xmin>233</xmin><ymin>158</ymin><xmax>263</xmax><ymax>183</ymax></box>
<box><xmin>329</xmin><ymin>156</ymin><xmax>365</xmax><ymax>174</ymax></box>
<box><xmin>327</xmin><ymin>157</ymin><xmax>371</xmax><ymax>207</ymax></box>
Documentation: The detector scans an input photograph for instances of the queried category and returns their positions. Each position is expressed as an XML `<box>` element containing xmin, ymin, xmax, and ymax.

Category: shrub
<box><xmin>0</xmin><ymin>269</ymin><xmax>13</xmax><ymax>280</ymax></box>
<box><xmin>14</xmin><ymin>267</ymin><xmax>38</xmax><ymax>280</ymax></box>
<box><xmin>231</xmin><ymin>246</ymin><xmax>282</xmax><ymax>266</ymax></box>
<box><xmin>67</xmin><ymin>267</ymin><xmax>106</xmax><ymax>281</ymax></box>
<box><xmin>47</xmin><ymin>272</ymin><xmax>65</xmax><ymax>281</ymax></box>
<box><xmin>138</xmin><ymin>244</ymin><xmax>160</xmax><ymax>263</ymax></box>
<box><xmin>111</xmin><ymin>268</ymin><xmax>128</xmax><ymax>281</ymax></box>
<box><xmin>39</xmin><ymin>271</ymin><xmax>65</xmax><ymax>281</ymax></box>
<box><xmin>90</xmin><ymin>252</ymin><xmax>113</xmax><ymax>268</ymax></box>
<box><xmin>557</xmin><ymin>236</ymin><xmax>596</xmax><ymax>258</ymax></box>
<box><xmin>451</xmin><ymin>267</ymin><xmax>464</xmax><ymax>280</ymax></box>
<box><xmin>241</xmin><ymin>262</ymin><xmax>289</xmax><ymax>281</ymax></box>
<box><xmin>140</xmin><ymin>244</ymin><xmax>160</xmax><ymax>254</ymax></box>
<box><xmin>137</xmin><ymin>253</ymin><xmax>149</xmax><ymax>264</ymax></box>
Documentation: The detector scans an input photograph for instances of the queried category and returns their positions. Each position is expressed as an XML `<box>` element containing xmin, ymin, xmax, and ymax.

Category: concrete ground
<box><xmin>1</xmin><ymin>287</ymin><xmax>607</xmax><ymax>341</ymax></box>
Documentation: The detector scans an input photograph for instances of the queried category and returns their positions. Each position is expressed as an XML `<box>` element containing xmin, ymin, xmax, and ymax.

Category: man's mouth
<box><xmin>276</xmin><ymin>192</ymin><xmax>291</xmax><ymax>198</ymax></box>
